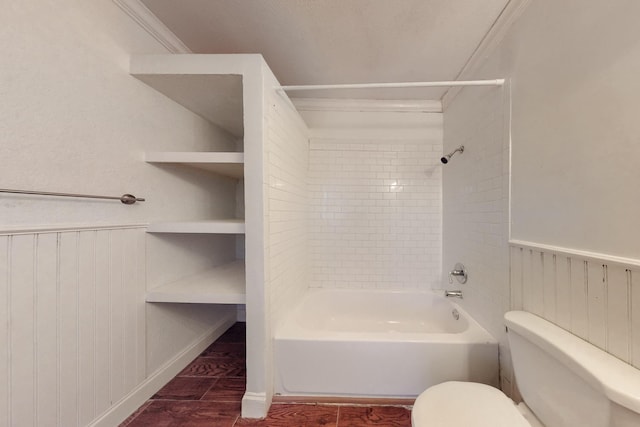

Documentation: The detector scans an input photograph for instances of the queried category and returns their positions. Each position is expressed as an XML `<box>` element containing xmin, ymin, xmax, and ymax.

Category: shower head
<box><xmin>441</xmin><ymin>145</ymin><xmax>464</xmax><ymax>164</ymax></box>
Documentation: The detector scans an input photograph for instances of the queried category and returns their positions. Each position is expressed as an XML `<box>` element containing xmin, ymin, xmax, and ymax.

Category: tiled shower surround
<box><xmin>308</xmin><ymin>138</ymin><xmax>443</xmax><ymax>289</ymax></box>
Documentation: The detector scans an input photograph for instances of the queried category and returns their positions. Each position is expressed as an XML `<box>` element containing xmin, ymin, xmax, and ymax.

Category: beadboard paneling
<box><xmin>510</xmin><ymin>242</ymin><xmax>639</xmax><ymax>368</ymax></box>
<box><xmin>0</xmin><ymin>227</ymin><xmax>146</xmax><ymax>427</ymax></box>
<box><xmin>0</xmin><ymin>237</ymin><xmax>8</xmax><ymax>427</ymax></box>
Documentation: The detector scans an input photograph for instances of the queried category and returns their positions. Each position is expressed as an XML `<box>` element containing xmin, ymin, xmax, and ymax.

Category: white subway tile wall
<box><xmin>266</xmin><ymin>93</ymin><xmax>310</xmax><ymax>328</ymax></box>
<box><xmin>442</xmin><ymin>84</ymin><xmax>511</xmax><ymax>394</ymax></box>
<box><xmin>308</xmin><ymin>138</ymin><xmax>442</xmax><ymax>289</ymax></box>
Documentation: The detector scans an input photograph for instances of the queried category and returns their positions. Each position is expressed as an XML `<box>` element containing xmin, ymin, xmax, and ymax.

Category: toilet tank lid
<box><xmin>505</xmin><ymin>311</ymin><xmax>640</xmax><ymax>414</ymax></box>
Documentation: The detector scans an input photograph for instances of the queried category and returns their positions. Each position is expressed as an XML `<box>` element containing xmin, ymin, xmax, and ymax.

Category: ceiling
<box><xmin>141</xmin><ymin>0</ymin><xmax>510</xmax><ymax>100</ymax></box>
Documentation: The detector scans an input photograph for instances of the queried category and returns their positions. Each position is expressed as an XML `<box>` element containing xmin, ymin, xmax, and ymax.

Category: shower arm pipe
<box><xmin>279</xmin><ymin>79</ymin><xmax>505</xmax><ymax>92</ymax></box>
<box><xmin>0</xmin><ymin>188</ymin><xmax>145</xmax><ymax>204</ymax></box>
<box><xmin>441</xmin><ymin>145</ymin><xmax>464</xmax><ymax>164</ymax></box>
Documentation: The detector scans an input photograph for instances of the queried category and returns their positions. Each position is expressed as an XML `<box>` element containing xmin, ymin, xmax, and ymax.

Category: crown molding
<box><xmin>442</xmin><ymin>0</ymin><xmax>531</xmax><ymax>110</ymax></box>
<box><xmin>291</xmin><ymin>98</ymin><xmax>442</xmax><ymax>113</ymax></box>
<box><xmin>113</xmin><ymin>0</ymin><xmax>192</xmax><ymax>53</ymax></box>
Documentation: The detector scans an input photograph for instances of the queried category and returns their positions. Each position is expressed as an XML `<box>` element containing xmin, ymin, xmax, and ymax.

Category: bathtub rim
<box><xmin>275</xmin><ymin>288</ymin><xmax>498</xmax><ymax>345</ymax></box>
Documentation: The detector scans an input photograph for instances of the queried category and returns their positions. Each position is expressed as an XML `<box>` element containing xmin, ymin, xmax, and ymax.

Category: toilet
<box><xmin>412</xmin><ymin>311</ymin><xmax>640</xmax><ymax>427</ymax></box>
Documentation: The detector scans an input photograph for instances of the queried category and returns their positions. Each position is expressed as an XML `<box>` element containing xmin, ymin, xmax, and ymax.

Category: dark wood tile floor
<box><xmin>121</xmin><ymin>323</ymin><xmax>413</xmax><ymax>427</ymax></box>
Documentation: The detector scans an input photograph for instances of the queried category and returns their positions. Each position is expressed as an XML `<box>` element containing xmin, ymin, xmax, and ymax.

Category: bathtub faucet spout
<box><xmin>445</xmin><ymin>290</ymin><xmax>463</xmax><ymax>299</ymax></box>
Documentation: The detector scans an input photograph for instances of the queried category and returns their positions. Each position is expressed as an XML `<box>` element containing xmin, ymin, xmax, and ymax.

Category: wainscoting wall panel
<box><xmin>0</xmin><ymin>226</ymin><xmax>146</xmax><ymax>427</ymax></box>
<box><xmin>510</xmin><ymin>241</ymin><xmax>638</xmax><ymax>369</ymax></box>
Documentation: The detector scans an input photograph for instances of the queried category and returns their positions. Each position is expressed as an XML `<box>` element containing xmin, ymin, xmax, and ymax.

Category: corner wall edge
<box><xmin>442</xmin><ymin>0</ymin><xmax>532</xmax><ymax>110</ymax></box>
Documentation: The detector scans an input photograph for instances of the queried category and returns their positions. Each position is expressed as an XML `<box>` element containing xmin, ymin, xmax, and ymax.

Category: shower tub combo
<box><xmin>274</xmin><ymin>289</ymin><xmax>498</xmax><ymax>398</ymax></box>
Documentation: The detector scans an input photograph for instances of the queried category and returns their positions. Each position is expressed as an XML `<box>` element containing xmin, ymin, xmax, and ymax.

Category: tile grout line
<box><xmin>139</xmin><ymin>398</ymin><xmax>239</xmax><ymax>403</ymax></box>
<box><xmin>198</xmin><ymin>377</ymin><xmax>221</xmax><ymax>401</ymax></box>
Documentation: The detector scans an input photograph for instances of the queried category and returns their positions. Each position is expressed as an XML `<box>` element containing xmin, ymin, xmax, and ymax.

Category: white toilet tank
<box><xmin>505</xmin><ymin>311</ymin><xmax>640</xmax><ymax>427</ymax></box>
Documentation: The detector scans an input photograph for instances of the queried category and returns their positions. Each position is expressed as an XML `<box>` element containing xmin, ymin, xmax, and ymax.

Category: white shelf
<box><xmin>145</xmin><ymin>152</ymin><xmax>244</xmax><ymax>179</ymax></box>
<box><xmin>147</xmin><ymin>219</ymin><xmax>245</xmax><ymax>234</ymax></box>
<box><xmin>146</xmin><ymin>260</ymin><xmax>245</xmax><ymax>304</ymax></box>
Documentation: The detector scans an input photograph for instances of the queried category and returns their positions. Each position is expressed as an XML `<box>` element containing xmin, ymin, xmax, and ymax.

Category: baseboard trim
<box><xmin>272</xmin><ymin>395</ymin><xmax>415</xmax><ymax>407</ymax></box>
<box><xmin>88</xmin><ymin>313</ymin><xmax>236</xmax><ymax>427</ymax></box>
<box><xmin>241</xmin><ymin>392</ymin><xmax>271</xmax><ymax>419</ymax></box>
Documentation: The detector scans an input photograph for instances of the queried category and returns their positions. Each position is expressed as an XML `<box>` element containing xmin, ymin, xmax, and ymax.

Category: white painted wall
<box><xmin>301</xmin><ymin>108</ymin><xmax>443</xmax><ymax>290</ymax></box>
<box><xmin>1</xmin><ymin>4</ymin><xmax>237</xmax><ymax>227</ymax></box>
<box><xmin>444</xmin><ymin>0</ymin><xmax>640</xmax><ymax>396</ymax></box>
<box><xmin>505</xmin><ymin>0</ymin><xmax>640</xmax><ymax>260</ymax></box>
<box><xmin>0</xmin><ymin>1</ymin><xmax>238</xmax><ymax>425</ymax></box>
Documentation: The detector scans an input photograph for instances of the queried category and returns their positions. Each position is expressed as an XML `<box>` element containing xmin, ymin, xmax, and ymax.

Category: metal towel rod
<box><xmin>0</xmin><ymin>188</ymin><xmax>145</xmax><ymax>205</ymax></box>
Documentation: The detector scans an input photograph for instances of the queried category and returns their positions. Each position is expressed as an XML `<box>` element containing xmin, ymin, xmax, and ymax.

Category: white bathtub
<box><xmin>274</xmin><ymin>288</ymin><xmax>498</xmax><ymax>398</ymax></box>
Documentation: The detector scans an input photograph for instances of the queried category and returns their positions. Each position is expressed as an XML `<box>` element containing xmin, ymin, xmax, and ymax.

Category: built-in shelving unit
<box><xmin>132</xmin><ymin>56</ymin><xmax>248</xmax><ymax>305</ymax></box>
<box><xmin>131</xmin><ymin>54</ymin><xmax>272</xmax><ymax>418</ymax></box>
<box><xmin>146</xmin><ymin>260</ymin><xmax>245</xmax><ymax>304</ymax></box>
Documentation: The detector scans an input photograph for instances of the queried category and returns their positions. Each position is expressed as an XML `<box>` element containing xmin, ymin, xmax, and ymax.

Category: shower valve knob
<box><xmin>448</xmin><ymin>263</ymin><xmax>467</xmax><ymax>284</ymax></box>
